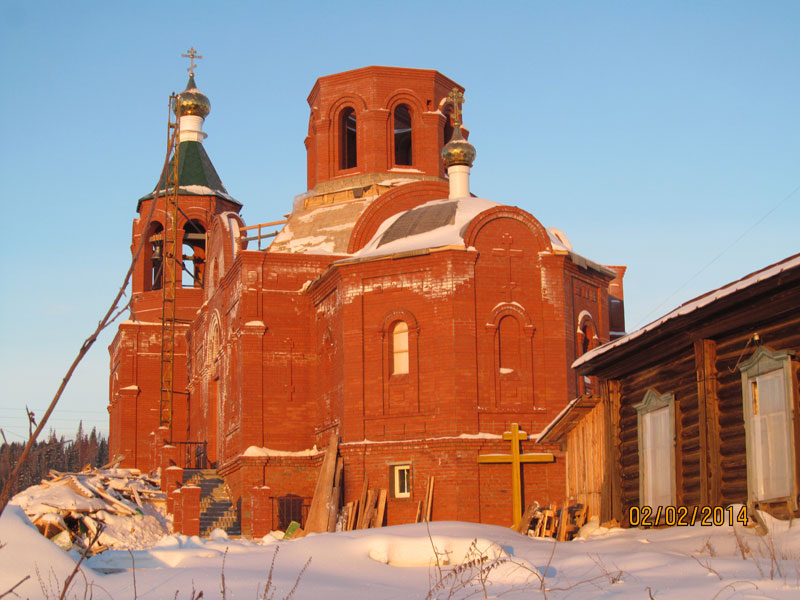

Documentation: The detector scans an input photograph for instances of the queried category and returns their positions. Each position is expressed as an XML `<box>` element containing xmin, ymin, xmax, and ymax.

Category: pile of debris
<box><xmin>10</xmin><ymin>466</ymin><xmax>168</xmax><ymax>553</ymax></box>
<box><xmin>518</xmin><ymin>500</ymin><xmax>620</xmax><ymax>540</ymax></box>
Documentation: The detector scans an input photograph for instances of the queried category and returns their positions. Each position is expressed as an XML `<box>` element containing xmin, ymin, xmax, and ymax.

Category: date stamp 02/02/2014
<box><xmin>629</xmin><ymin>505</ymin><xmax>749</xmax><ymax>527</ymax></box>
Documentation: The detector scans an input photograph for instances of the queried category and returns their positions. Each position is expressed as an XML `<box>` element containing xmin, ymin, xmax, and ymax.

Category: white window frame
<box><xmin>634</xmin><ymin>389</ymin><xmax>676</xmax><ymax>509</ymax></box>
<box><xmin>391</xmin><ymin>464</ymin><xmax>411</xmax><ymax>499</ymax></box>
<box><xmin>739</xmin><ymin>346</ymin><xmax>797</xmax><ymax>507</ymax></box>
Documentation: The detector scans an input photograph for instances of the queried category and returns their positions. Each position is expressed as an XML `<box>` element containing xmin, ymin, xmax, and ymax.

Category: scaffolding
<box><xmin>159</xmin><ymin>95</ymin><xmax>181</xmax><ymax>435</ymax></box>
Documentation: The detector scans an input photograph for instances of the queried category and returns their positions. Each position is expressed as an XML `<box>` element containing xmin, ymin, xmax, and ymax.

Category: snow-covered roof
<box><xmin>573</xmin><ymin>252</ymin><xmax>800</xmax><ymax>369</ymax></box>
<box><xmin>349</xmin><ymin>196</ymin><xmax>499</xmax><ymax>259</ymax></box>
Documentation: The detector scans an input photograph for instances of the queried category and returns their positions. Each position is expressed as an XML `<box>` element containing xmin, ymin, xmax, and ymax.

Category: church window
<box><xmin>391</xmin><ymin>464</ymin><xmax>411</xmax><ymax>498</ymax></box>
<box><xmin>635</xmin><ymin>389</ymin><xmax>676</xmax><ymax>510</ymax></box>
<box><xmin>739</xmin><ymin>347</ymin><xmax>796</xmax><ymax>505</ymax></box>
<box><xmin>339</xmin><ymin>107</ymin><xmax>357</xmax><ymax>170</ymax></box>
<box><xmin>498</xmin><ymin>316</ymin><xmax>521</xmax><ymax>374</ymax></box>
<box><xmin>391</xmin><ymin>321</ymin><xmax>409</xmax><ymax>375</ymax></box>
<box><xmin>393</xmin><ymin>104</ymin><xmax>412</xmax><ymax>166</ymax></box>
<box><xmin>182</xmin><ymin>220</ymin><xmax>206</xmax><ymax>288</ymax></box>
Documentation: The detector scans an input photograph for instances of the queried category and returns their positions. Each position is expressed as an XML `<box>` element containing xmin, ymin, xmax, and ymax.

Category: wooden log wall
<box><xmin>565</xmin><ymin>402</ymin><xmax>604</xmax><ymax>520</ymax></box>
<box><xmin>713</xmin><ymin>314</ymin><xmax>800</xmax><ymax>510</ymax></box>
<box><xmin>609</xmin><ymin>307</ymin><xmax>800</xmax><ymax>525</ymax></box>
<box><xmin>616</xmin><ymin>349</ymin><xmax>697</xmax><ymax>524</ymax></box>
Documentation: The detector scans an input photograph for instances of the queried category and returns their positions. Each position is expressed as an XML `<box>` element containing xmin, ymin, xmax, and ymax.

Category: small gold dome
<box><xmin>441</xmin><ymin>126</ymin><xmax>476</xmax><ymax>168</ymax></box>
<box><xmin>174</xmin><ymin>74</ymin><xmax>210</xmax><ymax>118</ymax></box>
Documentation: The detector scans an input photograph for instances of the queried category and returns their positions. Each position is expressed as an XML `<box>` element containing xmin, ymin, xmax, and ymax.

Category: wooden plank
<box><xmin>556</xmin><ymin>500</ymin><xmax>569</xmax><ymax>541</ymax></box>
<box><xmin>327</xmin><ymin>456</ymin><xmax>344</xmax><ymax>533</ymax></box>
<box><xmin>414</xmin><ymin>501</ymin><xmax>422</xmax><ymax>523</ymax></box>
<box><xmin>304</xmin><ymin>434</ymin><xmax>339</xmax><ymax>533</ymax></box>
<box><xmin>424</xmin><ymin>476</ymin><xmax>435</xmax><ymax>522</ymax></box>
<box><xmin>130</xmin><ymin>486</ymin><xmax>143</xmax><ymax>509</ymax></box>
<box><xmin>372</xmin><ymin>489</ymin><xmax>387</xmax><ymax>528</ymax></box>
<box><xmin>538</xmin><ymin>506</ymin><xmax>555</xmax><ymax>537</ymax></box>
<box><xmin>421</xmin><ymin>477</ymin><xmax>430</xmax><ymax>522</ymax></box>
<box><xmin>516</xmin><ymin>501</ymin><xmax>539</xmax><ymax>534</ymax></box>
<box><xmin>354</xmin><ymin>476</ymin><xmax>369</xmax><ymax>529</ymax></box>
<box><xmin>344</xmin><ymin>501</ymin><xmax>355</xmax><ymax>531</ymax></box>
<box><xmin>358</xmin><ymin>490</ymin><xmax>377</xmax><ymax>529</ymax></box>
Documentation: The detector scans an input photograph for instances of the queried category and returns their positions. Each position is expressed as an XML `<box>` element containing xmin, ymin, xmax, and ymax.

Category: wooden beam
<box><xmin>604</xmin><ymin>379</ymin><xmax>623</xmax><ymax>524</ymax></box>
<box><xmin>304</xmin><ymin>434</ymin><xmax>338</xmax><ymax>533</ymax></box>
<box><xmin>695</xmin><ymin>338</ymin><xmax>722</xmax><ymax>506</ymax></box>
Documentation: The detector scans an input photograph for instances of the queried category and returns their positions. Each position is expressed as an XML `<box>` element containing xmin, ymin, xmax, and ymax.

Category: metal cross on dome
<box><xmin>182</xmin><ymin>47</ymin><xmax>203</xmax><ymax>76</ymax></box>
<box><xmin>447</xmin><ymin>87</ymin><xmax>465</xmax><ymax>126</ymax></box>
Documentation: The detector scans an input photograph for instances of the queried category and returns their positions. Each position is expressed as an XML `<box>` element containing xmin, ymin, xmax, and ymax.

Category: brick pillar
<box><xmin>164</xmin><ymin>466</ymin><xmax>184</xmax><ymax>514</ymax></box>
<box><xmin>238</xmin><ymin>458</ymin><xmax>264</xmax><ymax>538</ymax></box>
<box><xmin>250</xmin><ymin>486</ymin><xmax>272</xmax><ymax>539</ymax></box>
<box><xmin>181</xmin><ymin>485</ymin><xmax>201</xmax><ymax>536</ymax></box>
<box><xmin>160</xmin><ymin>445</ymin><xmax>179</xmax><ymax>490</ymax></box>
<box><xmin>172</xmin><ymin>488</ymin><xmax>183</xmax><ymax>534</ymax></box>
<box><xmin>118</xmin><ymin>386</ymin><xmax>139</xmax><ymax>469</ymax></box>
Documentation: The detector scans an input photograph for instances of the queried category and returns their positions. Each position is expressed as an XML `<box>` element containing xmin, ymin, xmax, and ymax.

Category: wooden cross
<box><xmin>477</xmin><ymin>423</ymin><xmax>554</xmax><ymax>529</ymax></box>
<box><xmin>182</xmin><ymin>46</ymin><xmax>203</xmax><ymax>76</ymax></box>
<box><xmin>447</xmin><ymin>87</ymin><xmax>465</xmax><ymax>127</ymax></box>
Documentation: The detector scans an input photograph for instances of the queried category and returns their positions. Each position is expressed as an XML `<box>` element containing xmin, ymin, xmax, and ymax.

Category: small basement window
<box><xmin>391</xmin><ymin>464</ymin><xmax>411</xmax><ymax>498</ymax></box>
<box><xmin>277</xmin><ymin>494</ymin><xmax>304</xmax><ymax>530</ymax></box>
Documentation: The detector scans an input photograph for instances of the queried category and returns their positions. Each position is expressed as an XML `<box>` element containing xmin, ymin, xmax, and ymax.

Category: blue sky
<box><xmin>1</xmin><ymin>1</ymin><xmax>798</xmax><ymax>442</ymax></box>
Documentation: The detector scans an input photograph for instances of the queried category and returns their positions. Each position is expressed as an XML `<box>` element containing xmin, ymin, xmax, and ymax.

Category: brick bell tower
<box><xmin>108</xmin><ymin>62</ymin><xmax>241</xmax><ymax>471</ymax></box>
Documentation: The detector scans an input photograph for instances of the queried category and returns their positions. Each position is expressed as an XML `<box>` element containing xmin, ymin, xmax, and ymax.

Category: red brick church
<box><xmin>108</xmin><ymin>64</ymin><xmax>626</xmax><ymax>533</ymax></box>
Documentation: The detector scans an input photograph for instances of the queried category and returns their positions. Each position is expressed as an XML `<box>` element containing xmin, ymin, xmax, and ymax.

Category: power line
<box><xmin>633</xmin><ymin>182</ymin><xmax>800</xmax><ymax>330</ymax></box>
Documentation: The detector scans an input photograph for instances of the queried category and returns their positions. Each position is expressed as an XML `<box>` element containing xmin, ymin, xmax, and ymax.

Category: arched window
<box><xmin>577</xmin><ymin>315</ymin><xmax>599</xmax><ymax>395</ymax></box>
<box><xmin>182</xmin><ymin>220</ymin><xmax>206</xmax><ymax>288</ymax></box>
<box><xmin>339</xmin><ymin>107</ymin><xmax>357</xmax><ymax>169</ymax></box>
<box><xmin>147</xmin><ymin>223</ymin><xmax>164</xmax><ymax>291</ymax></box>
<box><xmin>393</xmin><ymin>104</ymin><xmax>412</xmax><ymax>166</ymax></box>
<box><xmin>498</xmin><ymin>316</ymin><xmax>521</xmax><ymax>374</ymax></box>
<box><xmin>391</xmin><ymin>321</ymin><xmax>409</xmax><ymax>375</ymax></box>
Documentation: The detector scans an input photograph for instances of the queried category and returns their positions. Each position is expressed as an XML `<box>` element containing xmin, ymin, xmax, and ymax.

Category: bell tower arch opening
<box><xmin>146</xmin><ymin>222</ymin><xmax>164</xmax><ymax>292</ymax></box>
<box><xmin>182</xmin><ymin>220</ymin><xmax>206</xmax><ymax>288</ymax></box>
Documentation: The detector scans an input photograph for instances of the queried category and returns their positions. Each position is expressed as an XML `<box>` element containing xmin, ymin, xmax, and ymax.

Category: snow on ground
<box><xmin>2</xmin><ymin>504</ymin><xmax>800</xmax><ymax>599</ymax></box>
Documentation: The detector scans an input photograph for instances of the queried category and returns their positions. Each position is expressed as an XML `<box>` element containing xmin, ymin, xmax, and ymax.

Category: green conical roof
<box><xmin>137</xmin><ymin>140</ymin><xmax>240</xmax><ymax>209</ymax></box>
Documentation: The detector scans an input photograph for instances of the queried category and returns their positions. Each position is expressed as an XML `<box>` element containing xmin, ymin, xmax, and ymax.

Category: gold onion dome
<box><xmin>174</xmin><ymin>74</ymin><xmax>210</xmax><ymax>118</ymax></box>
<box><xmin>441</xmin><ymin>125</ymin><xmax>476</xmax><ymax>168</ymax></box>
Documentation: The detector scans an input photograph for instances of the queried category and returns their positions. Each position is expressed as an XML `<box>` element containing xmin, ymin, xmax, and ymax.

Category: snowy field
<box><xmin>2</xmin><ymin>504</ymin><xmax>800</xmax><ymax>599</ymax></box>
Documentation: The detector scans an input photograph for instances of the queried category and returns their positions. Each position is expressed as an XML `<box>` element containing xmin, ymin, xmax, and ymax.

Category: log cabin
<box><xmin>539</xmin><ymin>253</ymin><xmax>800</xmax><ymax>526</ymax></box>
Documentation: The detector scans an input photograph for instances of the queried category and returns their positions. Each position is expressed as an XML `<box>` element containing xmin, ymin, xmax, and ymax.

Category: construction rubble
<box><xmin>10</xmin><ymin>466</ymin><xmax>168</xmax><ymax>553</ymax></box>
